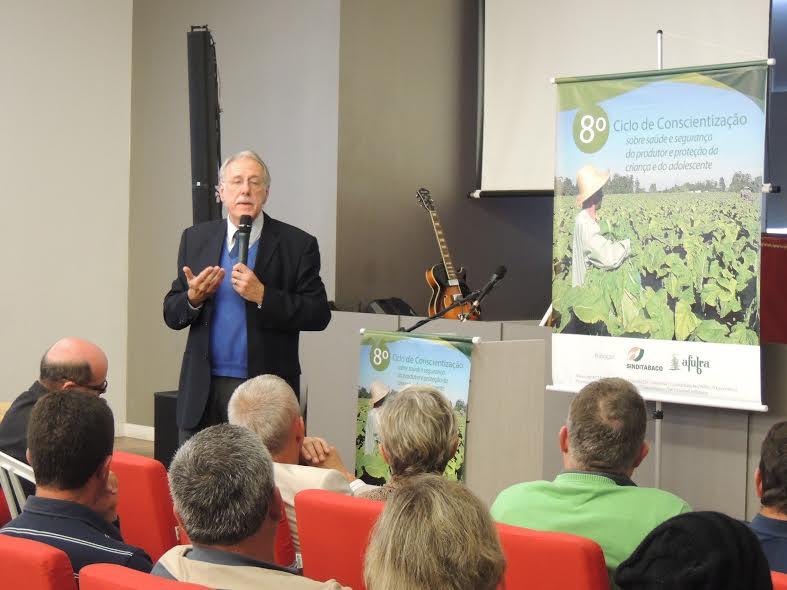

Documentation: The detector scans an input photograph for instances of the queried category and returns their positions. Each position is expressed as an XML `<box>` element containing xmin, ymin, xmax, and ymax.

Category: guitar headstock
<box><xmin>416</xmin><ymin>187</ymin><xmax>435</xmax><ymax>212</ymax></box>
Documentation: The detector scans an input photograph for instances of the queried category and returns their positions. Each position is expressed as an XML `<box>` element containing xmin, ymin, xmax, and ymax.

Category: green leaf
<box><xmin>729</xmin><ymin>324</ymin><xmax>758</xmax><ymax>345</ymax></box>
<box><xmin>675</xmin><ymin>300</ymin><xmax>701</xmax><ymax>341</ymax></box>
<box><xmin>694</xmin><ymin>320</ymin><xmax>730</xmax><ymax>342</ymax></box>
<box><xmin>571</xmin><ymin>285</ymin><xmax>610</xmax><ymax>325</ymax></box>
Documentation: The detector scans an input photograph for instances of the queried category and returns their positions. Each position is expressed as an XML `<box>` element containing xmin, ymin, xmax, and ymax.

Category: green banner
<box><xmin>355</xmin><ymin>330</ymin><xmax>473</xmax><ymax>484</ymax></box>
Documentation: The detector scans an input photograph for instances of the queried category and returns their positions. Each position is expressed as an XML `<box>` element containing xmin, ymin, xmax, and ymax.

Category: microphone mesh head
<box><xmin>495</xmin><ymin>265</ymin><xmax>507</xmax><ymax>279</ymax></box>
<box><xmin>239</xmin><ymin>215</ymin><xmax>253</xmax><ymax>232</ymax></box>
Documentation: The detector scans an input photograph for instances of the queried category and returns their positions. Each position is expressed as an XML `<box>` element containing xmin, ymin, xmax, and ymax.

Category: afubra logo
<box><xmin>627</xmin><ymin>347</ymin><xmax>645</xmax><ymax>361</ymax></box>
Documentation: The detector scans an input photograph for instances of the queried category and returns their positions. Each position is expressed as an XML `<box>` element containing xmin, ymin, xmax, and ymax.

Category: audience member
<box><xmin>491</xmin><ymin>377</ymin><xmax>690</xmax><ymax>576</ymax></box>
<box><xmin>152</xmin><ymin>423</ymin><xmax>347</xmax><ymax>589</ymax></box>
<box><xmin>228</xmin><ymin>374</ymin><xmax>370</xmax><ymax>553</ymax></box>
<box><xmin>751</xmin><ymin>420</ymin><xmax>787</xmax><ymax>573</ymax></box>
<box><xmin>615</xmin><ymin>511</ymin><xmax>772</xmax><ymax>590</ymax></box>
<box><xmin>364</xmin><ymin>473</ymin><xmax>505</xmax><ymax>590</ymax></box>
<box><xmin>0</xmin><ymin>337</ymin><xmax>108</xmax><ymax>465</ymax></box>
<box><xmin>358</xmin><ymin>384</ymin><xmax>458</xmax><ymax>501</ymax></box>
<box><xmin>0</xmin><ymin>390</ymin><xmax>151</xmax><ymax>577</ymax></box>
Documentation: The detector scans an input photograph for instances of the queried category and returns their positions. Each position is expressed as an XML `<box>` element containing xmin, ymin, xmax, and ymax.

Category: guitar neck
<box><xmin>429</xmin><ymin>212</ymin><xmax>459</xmax><ymax>285</ymax></box>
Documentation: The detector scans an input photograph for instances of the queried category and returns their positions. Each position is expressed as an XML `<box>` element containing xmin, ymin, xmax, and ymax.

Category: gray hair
<box><xmin>168</xmin><ymin>423</ymin><xmax>275</xmax><ymax>546</ymax></box>
<box><xmin>567</xmin><ymin>377</ymin><xmax>647</xmax><ymax>473</ymax></box>
<box><xmin>378</xmin><ymin>384</ymin><xmax>457</xmax><ymax>477</ymax></box>
<box><xmin>218</xmin><ymin>150</ymin><xmax>271</xmax><ymax>188</ymax></box>
<box><xmin>364</xmin><ymin>474</ymin><xmax>505</xmax><ymax>590</ymax></box>
<box><xmin>228</xmin><ymin>374</ymin><xmax>300</xmax><ymax>455</ymax></box>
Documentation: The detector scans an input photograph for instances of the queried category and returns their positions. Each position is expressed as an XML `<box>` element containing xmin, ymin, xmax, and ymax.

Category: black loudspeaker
<box><xmin>154</xmin><ymin>391</ymin><xmax>179</xmax><ymax>470</ymax></box>
<box><xmin>187</xmin><ymin>26</ymin><xmax>222</xmax><ymax>224</ymax></box>
<box><xmin>365</xmin><ymin>298</ymin><xmax>417</xmax><ymax>316</ymax></box>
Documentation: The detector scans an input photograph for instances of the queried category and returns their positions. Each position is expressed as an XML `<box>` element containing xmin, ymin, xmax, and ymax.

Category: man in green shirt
<box><xmin>491</xmin><ymin>378</ymin><xmax>691</xmax><ymax>578</ymax></box>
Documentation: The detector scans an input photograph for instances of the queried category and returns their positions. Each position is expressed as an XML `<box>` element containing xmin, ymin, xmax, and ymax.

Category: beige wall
<box><xmin>0</xmin><ymin>0</ymin><xmax>132</xmax><ymax>422</ymax></box>
<box><xmin>127</xmin><ymin>0</ymin><xmax>340</xmax><ymax>425</ymax></box>
<box><xmin>336</xmin><ymin>0</ymin><xmax>552</xmax><ymax>320</ymax></box>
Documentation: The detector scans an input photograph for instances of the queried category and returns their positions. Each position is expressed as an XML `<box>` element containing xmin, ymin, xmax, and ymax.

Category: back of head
<box><xmin>759</xmin><ymin>420</ymin><xmax>787</xmax><ymax>514</ymax></box>
<box><xmin>228</xmin><ymin>374</ymin><xmax>299</xmax><ymax>455</ymax></box>
<box><xmin>567</xmin><ymin>378</ymin><xmax>646</xmax><ymax>473</ymax></box>
<box><xmin>615</xmin><ymin>511</ymin><xmax>772</xmax><ymax>590</ymax></box>
<box><xmin>378</xmin><ymin>384</ymin><xmax>457</xmax><ymax>477</ymax></box>
<box><xmin>28</xmin><ymin>390</ymin><xmax>114</xmax><ymax>490</ymax></box>
<box><xmin>39</xmin><ymin>337</ymin><xmax>107</xmax><ymax>389</ymax></box>
<box><xmin>168</xmin><ymin>423</ymin><xmax>275</xmax><ymax>546</ymax></box>
<box><xmin>364</xmin><ymin>474</ymin><xmax>505</xmax><ymax>590</ymax></box>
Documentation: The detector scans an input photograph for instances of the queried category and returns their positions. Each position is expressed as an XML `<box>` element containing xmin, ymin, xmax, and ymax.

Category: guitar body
<box><xmin>426</xmin><ymin>263</ymin><xmax>480</xmax><ymax>320</ymax></box>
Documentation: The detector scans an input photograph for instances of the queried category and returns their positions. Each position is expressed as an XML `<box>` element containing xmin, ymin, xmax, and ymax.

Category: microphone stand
<box><xmin>400</xmin><ymin>289</ymin><xmax>482</xmax><ymax>333</ymax></box>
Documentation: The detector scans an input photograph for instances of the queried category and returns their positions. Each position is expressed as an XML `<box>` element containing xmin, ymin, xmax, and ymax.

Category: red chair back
<box><xmin>176</xmin><ymin>497</ymin><xmax>294</xmax><ymax>568</ymax></box>
<box><xmin>110</xmin><ymin>451</ymin><xmax>178</xmax><ymax>561</ymax></box>
<box><xmin>773</xmin><ymin>570</ymin><xmax>787</xmax><ymax>590</ymax></box>
<box><xmin>496</xmin><ymin>523</ymin><xmax>609</xmax><ymax>590</ymax></box>
<box><xmin>79</xmin><ymin>563</ymin><xmax>211</xmax><ymax>589</ymax></box>
<box><xmin>0</xmin><ymin>534</ymin><xmax>76</xmax><ymax>590</ymax></box>
<box><xmin>275</xmin><ymin>496</ymin><xmax>296</xmax><ymax>567</ymax></box>
<box><xmin>0</xmin><ymin>493</ymin><xmax>11</xmax><ymax>526</ymax></box>
<box><xmin>296</xmin><ymin>489</ymin><xmax>384</xmax><ymax>589</ymax></box>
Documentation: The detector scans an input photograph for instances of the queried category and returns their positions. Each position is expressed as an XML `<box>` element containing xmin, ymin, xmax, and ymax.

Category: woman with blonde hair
<box><xmin>364</xmin><ymin>473</ymin><xmax>506</xmax><ymax>590</ymax></box>
<box><xmin>359</xmin><ymin>384</ymin><xmax>458</xmax><ymax>501</ymax></box>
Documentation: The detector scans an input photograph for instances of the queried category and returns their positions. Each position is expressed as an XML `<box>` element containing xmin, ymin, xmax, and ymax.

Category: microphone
<box><xmin>473</xmin><ymin>265</ymin><xmax>507</xmax><ymax>308</ymax></box>
<box><xmin>237</xmin><ymin>215</ymin><xmax>252</xmax><ymax>265</ymax></box>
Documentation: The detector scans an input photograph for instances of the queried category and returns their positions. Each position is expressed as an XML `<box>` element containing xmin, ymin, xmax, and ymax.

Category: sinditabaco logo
<box><xmin>627</xmin><ymin>347</ymin><xmax>644</xmax><ymax>362</ymax></box>
<box><xmin>625</xmin><ymin>347</ymin><xmax>663</xmax><ymax>371</ymax></box>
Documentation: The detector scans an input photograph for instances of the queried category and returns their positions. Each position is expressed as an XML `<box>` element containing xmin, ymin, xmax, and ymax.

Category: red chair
<box><xmin>79</xmin><ymin>563</ymin><xmax>211</xmax><ymax>589</ymax></box>
<box><xmin>0</xmin><ymin>494</ymin><xmax>11</xmax><ymax>527</ymax></box>
<box><xmin>110</xmin><ymin>451</ymin><xmax>178</xmax><ymax>561</ymax></box>
<box><xmin>773</xmin><ymin>570</ymin><xmax>787</xmax><ymax>590</ymax></box>
<box><xmin>495</xmin><ymin>523</ymin><xmax>609</xmax><ymax>590</ymax></box>
<box><xmin>0</xmin><ymin>534</ymin><xmax>77</xmax><ymax>589</ymax></box>
<box><xmin>296</xmin><ymin>489</ymin><xmax>384</xmax><ymax>589</ymax></box>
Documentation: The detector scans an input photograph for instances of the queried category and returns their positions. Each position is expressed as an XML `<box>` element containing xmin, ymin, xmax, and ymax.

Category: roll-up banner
<box><xmin>355</xmin><ymin>330</ymin><xmax>474</xmax><ymax>484</ymax></box>
<box><xmin>551</xmin><ymin>61</ymin><xmax>768</xmax><ymax>411</ymax></box>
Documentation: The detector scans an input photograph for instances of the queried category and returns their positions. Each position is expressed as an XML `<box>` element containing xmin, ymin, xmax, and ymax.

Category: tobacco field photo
<box><xmin>552</xmin><ymin>190</ymin><xmax>760</xmax><ymax>344</ymax></box>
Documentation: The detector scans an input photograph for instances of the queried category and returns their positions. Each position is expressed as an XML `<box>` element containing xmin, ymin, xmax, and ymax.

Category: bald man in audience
<box><xmin>228</xmin><ymin>374</ymin><xmax>372</xmax><ymax>556</ymax></box>
<box><xmin>491</xmin><ymin>377</ymin><xmax>691</xmax><ymax>578</ymax></box>
<box><xmin>0</xmin><ymin>337</ymin><xmax>108</xmax><ymax>467</ymax></box>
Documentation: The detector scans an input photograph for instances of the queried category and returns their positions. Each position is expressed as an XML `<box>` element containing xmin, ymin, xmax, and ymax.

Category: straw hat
<box><xmin>575</xmin><ymin>165</ymin><xmax>609</xmax><ymax>207</ymax></box>
<box><xmin>370</xmin><ymin>381</ymin><xmax>391</xmax><ymax>405</ymax></box>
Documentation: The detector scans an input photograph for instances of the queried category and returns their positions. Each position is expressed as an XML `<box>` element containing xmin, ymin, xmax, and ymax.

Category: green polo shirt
<box><xmin>490</xmin><ymin>472</ymin><xmax>691</xmax><ymax>575</ymax></box>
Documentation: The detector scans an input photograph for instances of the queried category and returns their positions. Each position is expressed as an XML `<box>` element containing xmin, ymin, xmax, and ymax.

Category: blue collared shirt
<box><xmin>751</xmin><ymin>513</ymin><xmax>787</xmax><ymax>573</ymax></box>
<box><xmin>0</xmin><ymin>496</ymin><xmax>152</xmax><ymax>580</ymax></box>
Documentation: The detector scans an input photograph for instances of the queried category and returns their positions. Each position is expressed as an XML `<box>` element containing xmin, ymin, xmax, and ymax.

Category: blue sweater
<box><xmin>209</xmin><ymin>239</ymin><xmax>259</xmax><ymax>378</ymax></box>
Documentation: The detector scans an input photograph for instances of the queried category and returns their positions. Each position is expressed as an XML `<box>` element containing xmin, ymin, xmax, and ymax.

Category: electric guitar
<box><xmin>416</xmin><ymin>188</ymin><xmax>480</xmax><ymax>320</ymax></box>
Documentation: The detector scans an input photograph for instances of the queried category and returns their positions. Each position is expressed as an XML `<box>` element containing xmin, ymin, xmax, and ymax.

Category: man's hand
<box><xmin>184</xmin><ymin>265</ymin><xmax>225</xmax><ymax>307</ymax></box>
<box><xmin>317</xmin><ymin>447</ymin><xmax>355</xmax><ymax>483</ymax></box>
<box><xmin>97</xmin><ymin>471</ymin><xmax>120</xmax><ymax>524</ymax></box>
<box><xmin>231</xmin><ymin>263</ymin><xmax>265</xmax><ymax>305</ymax></box>
<box><xmin>301</xmin><ymin>436</ymin><xmax>332</xmax><ymax>465</ymax></box>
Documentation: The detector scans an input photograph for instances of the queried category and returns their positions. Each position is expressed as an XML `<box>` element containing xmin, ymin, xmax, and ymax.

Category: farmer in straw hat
<box><xmin>364</xmin><ymin>381</ymin><xmax>392</xmax><ymax>455</ymax></box>
<box><xmin>572</xmin><ymin>165</ymin><xmax>631</xmax><ymax>287</ymax></box>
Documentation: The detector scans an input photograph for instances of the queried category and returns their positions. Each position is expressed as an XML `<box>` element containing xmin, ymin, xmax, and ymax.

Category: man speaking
<box><xmin>164</xmin><ymin>150</ymin><xmax>331</xmax><ymax>442</ymax></box>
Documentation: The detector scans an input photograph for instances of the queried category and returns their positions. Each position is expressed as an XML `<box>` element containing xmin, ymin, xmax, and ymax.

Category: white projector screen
<box><xmin>479</xmin><ymin>0</ymin><xmax>770</xmax><ymax>193</ymax></box>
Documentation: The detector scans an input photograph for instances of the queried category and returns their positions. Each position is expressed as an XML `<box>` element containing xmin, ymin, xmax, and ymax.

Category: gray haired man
<box><xmin>228</xmin><ymin>375</ymin><xmax>372</xmax><ymax>556</ymax></box>
<box><xmin>152</xmin><ymin>424</ymin><xmax>347</xmax><ymax>589</ymax></box>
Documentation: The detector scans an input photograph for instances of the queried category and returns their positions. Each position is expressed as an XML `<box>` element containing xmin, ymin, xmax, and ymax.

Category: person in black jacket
<box><xmin>164</xmin><ymin>150</ymin><xmax>331</xmax><ymax>443</ymax></box>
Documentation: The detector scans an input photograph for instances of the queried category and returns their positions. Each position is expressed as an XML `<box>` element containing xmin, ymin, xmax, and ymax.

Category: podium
<box><xmin>300</xmin><ymin>312</ymin><xmax>546</xmax><ymax>505</ymax></box>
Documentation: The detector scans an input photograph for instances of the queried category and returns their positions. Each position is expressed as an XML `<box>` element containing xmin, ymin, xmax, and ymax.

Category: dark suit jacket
<box><xmin>163</xmin><ymin>213</ymin><xmax>331</xmax><ymax>429</ymax></box>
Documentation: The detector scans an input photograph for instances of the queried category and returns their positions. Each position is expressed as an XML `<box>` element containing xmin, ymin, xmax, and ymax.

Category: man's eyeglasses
<box><xmin>79</xmin><ymin>380</ymin><xmax>108</xmax><ymax>395</ymax></box>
